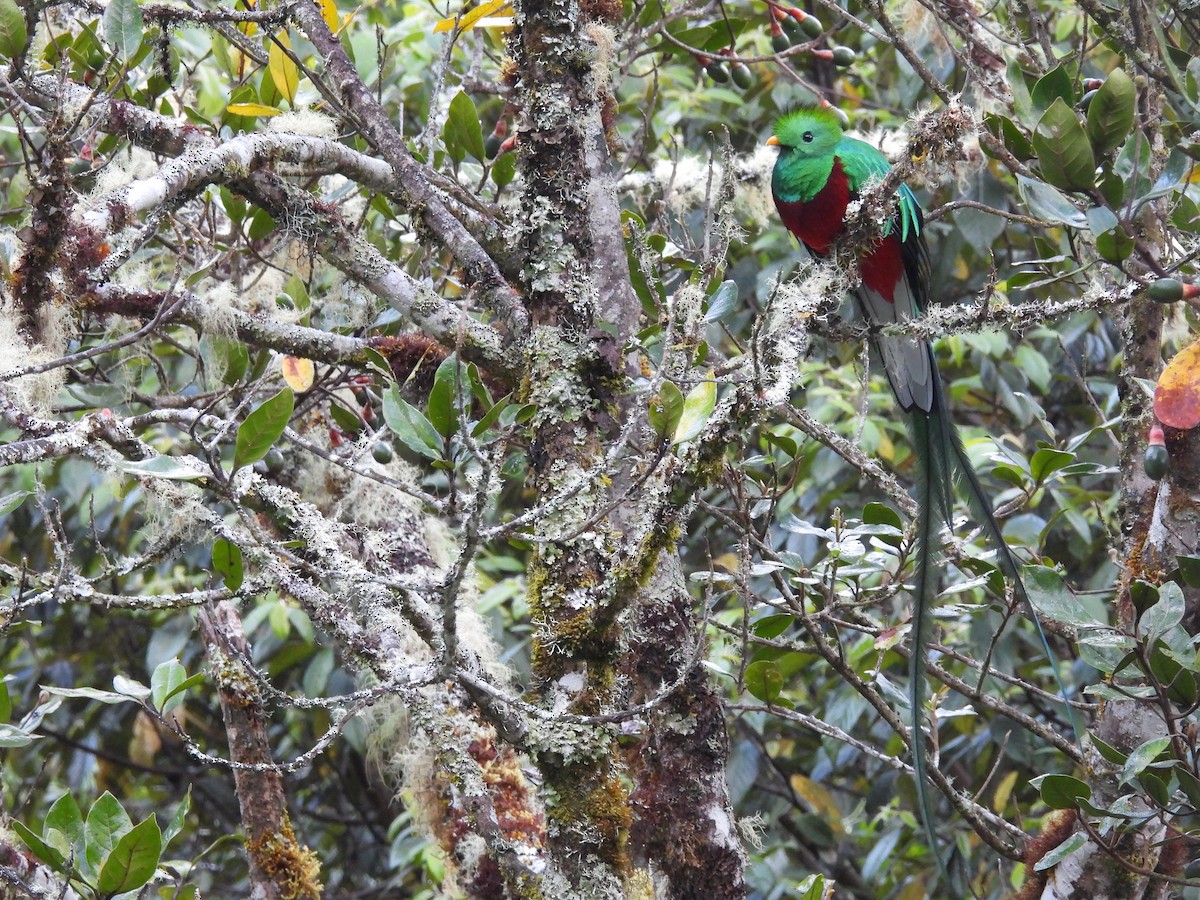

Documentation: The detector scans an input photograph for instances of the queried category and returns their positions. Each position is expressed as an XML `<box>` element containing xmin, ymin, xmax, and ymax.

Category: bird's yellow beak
<box><xmin>766</xmin><ymin>135</ymin><xmax>780</xmax><ymax>146</ymax></box>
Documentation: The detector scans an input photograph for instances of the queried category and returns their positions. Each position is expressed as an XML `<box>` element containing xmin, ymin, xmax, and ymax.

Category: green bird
<box><xmin>767</xmin><ymin>106</ymin><xmax>1063</xmax><ymax>865</ymax></box>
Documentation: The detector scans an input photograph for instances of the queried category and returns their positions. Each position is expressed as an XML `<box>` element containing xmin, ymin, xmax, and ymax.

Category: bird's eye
<box><xmin>802</xmin><ymin>131</ymin><xmax>814</xmax><ymax>143</ymax></box>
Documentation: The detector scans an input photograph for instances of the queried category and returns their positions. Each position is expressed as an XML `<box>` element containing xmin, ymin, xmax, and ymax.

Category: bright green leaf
<box><xmin>150</xmin><ymin>659</ymin><xmax>189</xmax><ymax>714</ymax></box>
<box><xmin>97</xmin><ymin>815</ymin><xmax>161</xmax><ymax>895</ymax></box>
<box><xmin>648</xmin><ymin>381</ymin><xmax>684</xmax><ymax>439</ymax></box>
<box><xmin>0</xmin><ymin>0</ymin><xmax>28</xmax><ymax>59</ymax></box>
<box><xmin>12</xmin><ymin>820</ymin><xmax>66</xmax><ymax>871</ymax></box>
<box><xmin>104</xmin><ymin>0</ymin><xmax>143</xmax><ymax>60</ymax></box>
<box><xmin>85</xmin><ymin>792</ymin><xmax>133</xmax><ymax>874</ymax></box>
<box><xmin>672</xmin><ymin>376</ymin><xmax>716</xmax><ymax>445</ymax></box>
<box><xmin>444</xmin><ymin>91</ymin><xmax>485</xmax><ymax>164</ymax></box>
<box><xmin>382</xmin><ymin>385</ymin><xmax>443</xmax><ymax>459</ymax></box>
<box><xmin>744</xmin><ymin>660</ymin><xmax>784</xmax><ymax>703</ymax></box>
<box><xmin>46</xmin><ymin>794</ymin><xmax>85</xmax><ymax>858</ymax></box>
<box><xmin>1030</xmin><ymin>447</ymin><xmax>1074</xmax><ymax>484</ymax></box>
<box><xmin>233</xmin><ymin>388</ymin><xmax>294</xmax><ymax>472</ymax></box>
<box><xmin>427</xmin><ymin>354</ymin><xmax>460</xmax><ymax>438</ymax></box>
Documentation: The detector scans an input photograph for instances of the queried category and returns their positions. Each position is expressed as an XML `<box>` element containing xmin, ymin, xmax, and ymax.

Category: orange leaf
<box><xmin>1155</xmin><ymin>338</ymin><xmax>1200</xmax><ymax>429</ymax></box>
<box><xmin>281</xmin><ymin>356</ymin><xmax>315</xmax><ymax>391</ymax></box>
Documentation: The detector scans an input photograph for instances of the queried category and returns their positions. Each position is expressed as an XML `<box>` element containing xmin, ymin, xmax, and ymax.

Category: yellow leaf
<box><xmin>226</xmin><ymin>102</ymin><xmax>282</xmax><ymax>117</ymax></box>
<box><xmin>992</xmin><ymin>769</ymin><xmax>1019</xmax><ymax>813</ymax></box>
<box><xmin>1155</xmin><ymin>337</ymin><xmax>1200</xmax><ymax>429</ymax></box>
<box><xmin>433</xmin><ymin>0</ymin><xmax>511</xmax><ymax>33</ymax></box>
<box><xmin>281</xmin><ymin>356</ymin><xmax>315</xmax><ymax>392</ymax></box>
<box><xmin>269</xmin><ymin>31</ymin><xmax>299</xmax><ymax>105</ymax></box>
<box><xmin>789</xmin><ymin>775</ymin><xmax>843</xmax><ymax>834</ymax></box>
<box><xmin>318</xmin><ymin>0</ymin><xmax>339</xmax><ymax>31</ymax></box>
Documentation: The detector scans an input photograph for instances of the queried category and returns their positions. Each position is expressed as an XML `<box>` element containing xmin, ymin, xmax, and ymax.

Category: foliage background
<box><xmin>0</xmin><ymin>0</ymin><xmax>1197</xmax><ymax>896</ymax></box>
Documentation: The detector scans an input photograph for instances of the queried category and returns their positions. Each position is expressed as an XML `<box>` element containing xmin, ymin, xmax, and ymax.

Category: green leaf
<box><xmin>0</xmin><ymin>724</ymin><xmax>39</xmax><ymax>748</ymax></box>
<box><xmin>1177</xmin><ymin>555</ymin><xmax>1200</xmax><ymax>588</ymax></box>
<box><xmin>1033</xmin><ymin>98</ymin><xmax>1096</xmax><ymax>192</ymax></box>
<box><xmin>648</xmin><ymin>381</ymin><xmax>684</xmax><ymax>439</ymax></box>
<box><xmin>1017</xmin><ymin>175</ymin><xmax>1088</xmax><ymax>227</ymax></box>
<box><xmin>1030</xmin><ymin>447</ymin><xmax>1074</xmax><ymax>484</ymax></box>
<box><xmin>85</xmin><ymin>792</ymin><xmax>134</xmax><ymax>874</ymax></box>
<box><xmin>162</xmin><ymin>789</ymin><xmax>190</xmax><ymax>850</ymax></box>
<box><xmin>985</xmin><ymin>113</ymin><xmax>1034</xmax><ymax>160</ymax></box>
<box><xmin>46</xmin><ymin>793</ymin><xmax>85</xmax><ymax>860</ymax></box>
<box><xmin>744</xmin><ymin>660</ymin><xmax>784</xmax><ymax>703</ymax></box>
<box><xmin>1035</xmin><ymin>773</ymin><xmax>1091</xmax><ymax>808</ymax></box>
<box><xmin>1139</xmin><ymin>581</ymin><xmax>1184</xmax><ymax>644</ymax></box>
<box><xmin>1087</xmin><ymin>68</ymin><xmax>1135</xmax><ymax>155</ymax></box>
<box><xmin>491</xmin><ymin>152</ymin><xmax>516</xmax><ymax>189</ymax></box>
<box><xmin>1096</xmin><ymin>226</ymin><xmax>1134</xmax><ymax>263</ymax></box>
<box><xmin>1089</xmin><ymin>733</ymin><xmax>1128</xmax><ymax>765</ymax></box>
<box><xmin>329</xmin><ymin>399</ymin><xmax>363</xmax><ymax>436</ymax></box>
<box><xmin>97</xmin><ymin>815</ymin><xmax>161</xmax><ymax>895</ymax></box>
<box><xmin>444</xmin><ymin>91</ymin><xmax>485</xmax><ymax>163</ymax></box>
<box><xmin>472</xmin><ymin>393</ymin><xmax>512</xmax><ymax>438</ymax></box>
<box><xmin>1031</xmin><ymin>64</ymin><xmax>1075</xmax><ymax>113</ymax></box>
<box><xmin>753</xmin><ymin>614</ymin><xmax>794</xmax><ymax>640</ymax></box>
<box><xmin>382</xmin><ymin>385</ymin><xmax>442</xmax><ymax>459</ymax></box>
<box><xmin>212</xmin><ymin>539</ymin><xmax>244</xmax><ymax>592</ymax></box>
<box><xmin>12</xmin><ymin>819</ymin><xmax>67</xmax><ymax>871</ymax></box>
<box><xmin>0</xmin><ymin>678</ymin><xmax>9</xmax><ymax>723</ymax></box>
<box><xmin>0</xmin><ymin>0</ymin><xmax>28</xmax><ymax>59</ymax></box>
<box><xmin>704</xmin><ymin>280</ymin><xmax>739</xmax><ymax>322</ymax></box>
<box><xmin>1033</xmin><ymin>832</ymin><xmax>1086</xmax><ymax>871</ymax></box>
<box><xmin>1007</xmin><ymin>59</ymin><xmax>1034</xmax><ymax>124</ymax></box>
<box><xmin>116</xmin><ymin>455</ymin><xmax>207</xmax><ymax>482</ymax></box>
<box><xmin>672</xmin><ymin>377</ymin><xmax>716</xmax><ymax>445</ymax></box>
<box><xmin>151</xmin><ymin>658</ymin><xmax>192</xmax><ymax>715</ymax></box>
<box><xmin>40</xmin><ymin>685</ymin><xmax>140</xmax><ymax>704</ymax></box>
<box><xmin>233</xmin><ymin>388</ymin><xmax>294</xmax><ymax>472</ymax></box>
<box><xmin>1024</xmin><ymin>565</ymin><xmax>1104</xmax><ymax>627</ymax></box>
<box><xmin>247</xmin><ymin>208</ymin><xmax>276</xmax><ymax>240</ymax></box>
<box><xmin>1176</xmin><ymin>765</ymin><xmax>1200</xmax><ymax>808</ymax></box>
<box><xmin>104</xmin><ymin>0</ymin><xmax>143</xmax><ymax>60</ymax></box>
<box><xmin>1120</xmin><ymin>737</ymin><xmax>1171</xmax><ymax>783</ymax></box>
<box><xmin>427</xmin><ymin>353</ymin><xmax>460</xmax><ymax>438</ymax></box>
<box><xmin>0</xmin><ymin>490</ymin><xmax>30</xmax><ymax>515</ymax></box>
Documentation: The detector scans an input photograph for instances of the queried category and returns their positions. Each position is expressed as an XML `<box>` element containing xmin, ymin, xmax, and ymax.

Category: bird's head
<box><xmin>767</xmin><ymin>106</ymin><xmax>843</xmax><ymax>160</ymax></box>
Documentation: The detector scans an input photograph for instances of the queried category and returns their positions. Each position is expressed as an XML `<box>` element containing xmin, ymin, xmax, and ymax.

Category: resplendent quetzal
<box><xmin>767</xmin><ymin>105</ymin><xmax>1061</xmax><ymax>858</ymax></box>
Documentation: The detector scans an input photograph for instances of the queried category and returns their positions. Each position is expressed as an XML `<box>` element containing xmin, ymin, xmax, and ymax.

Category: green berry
<box><xmin>484</xmin><ymin>134</ymin><xmax>502</xmax><ymax>160</ymax></box>
<box><xmin>264</xmin><ymin>447</ymin><xmax>285</xmax><ymax>474</ymax></box>
<box><xmin>1078</xmin><ymin>89</ymin><xmax>1098</xmax><ymax>111</ymax></box>
<box><xmin>831</xmin><ymin>45</ymin><xmax>856</xmax><ymax>67</ymax></box>
<box><xmin>1148</xmin><ymin>278</ymin><xmax>1184</xmax><ymax>303</ymax></box>
<box><xmin>731</xmin><ymin>62</ymin><xmax>754</xmax><ymax>90</ymax></box>
<box><xmin>1144</xmin><ymin>444</ymin><xmax>1169</xmax><ymax>481</ymax></box>
<box><xmin>372</xmin><ymin>441</ymin><xmax>394</xmax><ymax>464</ymax></box>
<box><xmin>780</xmin><ymin>16</ymin><xmax>804</xmax><ymax>41</ymax></box>
<box><xmin>772</xmin><ymin>31</ymin><xmax>791</xmax><ymax>53</ymax></box>
<box><xmin>705</xmin><ymin>61</ymin><xmax>730</xmax><ymax>83</ymax></box>
<box><xmin>799</xmin><ymin>14</ymin><xmax>824</xmax><ymax>38</ymax></box>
